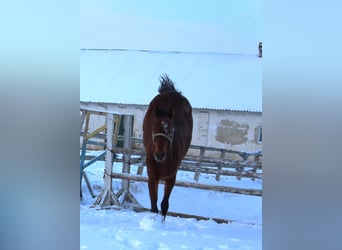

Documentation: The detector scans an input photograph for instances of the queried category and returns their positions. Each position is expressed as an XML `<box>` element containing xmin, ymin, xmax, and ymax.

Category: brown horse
<box><xmin>143</xmin><ymin>74</ymin><xmax>193</xmax><ymax>219</ymax></box>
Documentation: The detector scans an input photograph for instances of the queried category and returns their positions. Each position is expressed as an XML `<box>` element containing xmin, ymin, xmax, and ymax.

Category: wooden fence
<box><xmin>83</xmin><ymin>137</ymin><xmax>262</xmax><ymax>183</ymax></box>
<box><xmin>108</xmin><ymin>143</ymin><xmax>262</xmax><ymax>198</ymax></box>
<box><xmin>82</xmin><ymin>141</ymin><xmax>262</xmax><ymax>198</ymax></box>
<box><xmin>80</xmin><ymin>109</ymin><xmax>262</xmax><ymax>211</ymax></box>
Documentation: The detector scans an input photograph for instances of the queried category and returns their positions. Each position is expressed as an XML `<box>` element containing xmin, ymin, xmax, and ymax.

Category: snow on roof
<box><xmin>80</xmin><ymin>49</ymin><xmax>262</xmax><ymax>112</ymax></box>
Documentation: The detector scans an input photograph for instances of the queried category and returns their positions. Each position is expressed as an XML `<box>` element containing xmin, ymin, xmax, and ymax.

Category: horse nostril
<box><xmin>154</xmin><ymin>152</ymin><xmax>165</xmax><ymax>161</ymax></box>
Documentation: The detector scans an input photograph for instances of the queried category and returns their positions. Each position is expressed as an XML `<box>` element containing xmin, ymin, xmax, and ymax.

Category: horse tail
<box><xmin>158</xmin><ymin>74</ymin><xmax>181</xmax><ymax>94</ymax></box>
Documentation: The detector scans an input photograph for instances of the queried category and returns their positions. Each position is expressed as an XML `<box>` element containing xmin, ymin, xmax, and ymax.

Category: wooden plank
<box><xmin>189</xmin><ymin>145</ymin><xmax>262</xmax><ymax>158</ymax></box>
<box><xmin>80</xmin><ymin>110</ymin><xmax>86</xmax><ymax>131</ymax></box>
<box><xmin>82</xmin><ymin>153</ymin><xmax>262</xmax><ymax>179</ymax></box>
<box><xmin>185</xmin><ymin>156</ymin><xmax>262</xmax><ymax>169</ymax></box>
<box><xmin>82</xmin><ymin>171</ymin><xmax>95</xmax><ymax>198</ymax></box>
<box><xmin>102</xmin><ymin>206</ymin><xmax>259</xmax><ymax>225</ymax></box>
<box><xmin>83</xmin><ymin>151</ymin><xmax>106</xmax><ymax>169</ymax></box>
<box><xmin>131</xmin><ymin>207</ymin><xmax>235</xmax><ymax>224</ymax></box>
<box><xmin>180</xmin><ymin>163</ymin><xmax>262</xmax><ymax>179</ymax></box>
<box><xmin>136</xmin><ymin>163</ymin><xmax>145</xmax><ymax>175</ymax></box>
<box><xmin>111</xmin><ymin>173</ymin><xmax>262</xmax><ymax>196</ymax></box>
<box><xmin>85</xmin><ymin>125</ymin><xmax>107</xmax><ymax>140</ymax></box>
<box><xmin>110</xmin><ymin>147</ymin><xmax>145</xmax><ymax>156</ymax></box>
<box><xmin>113</xmin><ymin>115</ymin><xmax>121</xmax><ymax>146</ymax></box>
<box><xmin>93</xmin><ymin>113</ymin><xmax>121</xmax><ymax>207</ymax></box>
<box><xmin>80</xmin><ymin>111</ymin><xmax>91</xmax><ymax>197</ymax></box>
<box><xmin>216</xmin><ymin>149</ymin><xmax>225</xmax><ymax>181</ymax></box>
<box><xmin>121</xmin><ymin>115</ymin><xmax>132</xmax><ymax>194</ymax></box>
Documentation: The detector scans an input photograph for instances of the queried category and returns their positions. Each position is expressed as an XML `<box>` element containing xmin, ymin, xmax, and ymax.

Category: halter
<box><xmin>152</xmin><ymin>130</ymin><xmax>174</xmax><ymax>146</ymax></box>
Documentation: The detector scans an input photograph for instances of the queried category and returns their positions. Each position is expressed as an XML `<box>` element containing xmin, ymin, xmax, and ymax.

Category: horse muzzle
<box><xmin>154</xmin><ymin>151</ymin><xmax>166</xmax><ymax>162</ymax></box>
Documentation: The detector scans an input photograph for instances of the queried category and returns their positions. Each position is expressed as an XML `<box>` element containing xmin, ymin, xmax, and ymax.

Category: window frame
<box><xmin>257</xmin><ymin>126</ymin><xmax>262</xmax><ymax>144</ymax></box>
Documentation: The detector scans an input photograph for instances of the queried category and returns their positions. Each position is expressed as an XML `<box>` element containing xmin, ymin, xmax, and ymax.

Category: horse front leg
<box><xmin>148</xmin><ymin>177</ymin><xmax>159</xmax><ymax>214</ymax></box>
<box><xmin>161</xmin><ymin>176</ymin><xmax>176</xmax><ymax>218</ymax></box>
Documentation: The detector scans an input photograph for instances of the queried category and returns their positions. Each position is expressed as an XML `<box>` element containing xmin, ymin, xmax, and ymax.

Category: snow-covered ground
<box><xmin>80</xmin><ymin>152</ymin><xmax>262</xmax><ymax>249</ymax></box>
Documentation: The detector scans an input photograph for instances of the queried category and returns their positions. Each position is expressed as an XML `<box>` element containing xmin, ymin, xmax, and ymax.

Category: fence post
<box><xmin>122</xmin><ymin>115</ymin><xmax>132</xmax><ymax>194</ymax></box>
<box><xmin>93</xmin><ymin>112</ymin><xmax>120</xmax><ymax>207</ymax></box>
<box><xmin>194</xmin><ymin>147</ymin><xmax>205</xmax><ymax>181</ymax></box>
<box><xmin>80</xmin><ymin>111</ymin><xmax>94</xmax><ymax>198</ymax></box>
<box><xmin>116</xmin><ymin>115</ymin><xmax>142</xmax><ymax>208</ymax></box>
<box><xmin>216</xmin><ymin>149</ymin><xmax>225</xmax><ymax>181</ymax></box>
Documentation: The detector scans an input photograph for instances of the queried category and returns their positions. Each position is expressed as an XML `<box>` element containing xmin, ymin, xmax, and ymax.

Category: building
<box><xmin>80</xmin><ymin>49</ymin><xmax>262</xmax><ymax>155</ymax></box>
<box><xmin>80</xmin><ymin>101</ymin><xmax>262</xmax><ymax>154</ymax></box>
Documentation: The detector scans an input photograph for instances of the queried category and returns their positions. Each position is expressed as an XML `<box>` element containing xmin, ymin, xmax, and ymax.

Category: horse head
<box><xmin>151</xmin><ymin>116</ymin><xmax>175</xmax><ymax>162</ymax></box>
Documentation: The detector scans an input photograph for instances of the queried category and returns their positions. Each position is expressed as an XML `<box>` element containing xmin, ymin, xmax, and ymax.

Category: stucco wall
<box><xmin>198</xmin><ymin>109</ymin><xmax>262</xmax><ymax>152</ymax></box>
<box><xmin>80</xmin><ymin>102</ymin><xmax>262</xmax><ymax>154</ymax></box>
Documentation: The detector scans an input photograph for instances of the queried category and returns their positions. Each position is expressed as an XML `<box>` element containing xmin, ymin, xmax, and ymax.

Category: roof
<box><xmin>80</xmin><ymin>101</ymin><xmax>261</xmax><ymax>115</ymax></box>
<box><xmin>80</xmin><ymin>49</ymin><xmax>262</xmax><ymax>112</ymax></box>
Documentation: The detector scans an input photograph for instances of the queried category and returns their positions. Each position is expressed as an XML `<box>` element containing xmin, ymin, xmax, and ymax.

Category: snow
<box><xmin>80</xmin><ymin>152</ymin><xmax>262</xmax><ymax>249</ymax></box>
<box><xmin>80</xmin><ymin>49</ymin><xmax>262</xmax><ymax>111</ymax></box>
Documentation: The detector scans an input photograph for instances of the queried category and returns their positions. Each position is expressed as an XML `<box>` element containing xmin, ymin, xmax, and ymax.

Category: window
<box><xmin>257</xmin><ymin>126</ymin><xmax>262</xmax><ymax>144</ymax></box>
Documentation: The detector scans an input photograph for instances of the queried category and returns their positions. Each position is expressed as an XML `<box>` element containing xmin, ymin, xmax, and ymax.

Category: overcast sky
<box><xmin>80</xmin><ymin>0</ymin><xmax>262</xmax><ymax>54</ymax></box>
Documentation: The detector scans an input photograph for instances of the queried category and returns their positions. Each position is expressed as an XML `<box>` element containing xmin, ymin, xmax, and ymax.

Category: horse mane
<box><xmin>158</xmin><ymin>74</ymin><xmax>181</xmax><ymax>94</ymax></box>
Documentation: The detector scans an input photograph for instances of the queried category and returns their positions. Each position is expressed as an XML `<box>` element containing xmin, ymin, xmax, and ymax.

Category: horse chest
<box><xmin>147</xmin><ymin>161</ymin><xmax>178</xmax><ymax>180</ymax></box>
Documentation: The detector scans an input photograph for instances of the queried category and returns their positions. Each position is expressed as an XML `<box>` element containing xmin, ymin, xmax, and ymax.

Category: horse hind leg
<box><xmin>148</xmin><ymin>178</ymin><xmax>159</xmax><ymax>214</ymax></box>
<box><xmin>161</xmin><ymin>176</ymin><xmax>176</xmax><ymax>218</ymax></box>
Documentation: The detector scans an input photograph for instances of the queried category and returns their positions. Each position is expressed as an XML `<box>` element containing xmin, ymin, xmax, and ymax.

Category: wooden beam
<box><xmin>102</xmin><ymin>206</ymin><xmax>258</xmax><ymax>225</ymax></box>
<box><xmin>111</xmin><ymin>173</ymin><xmax>262</xmax><ymax>196</ymax></box>
<box><xmin>85</xmin><ymin>125</ymin><xmax>106</xmax><ymax>140</ymax></box>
